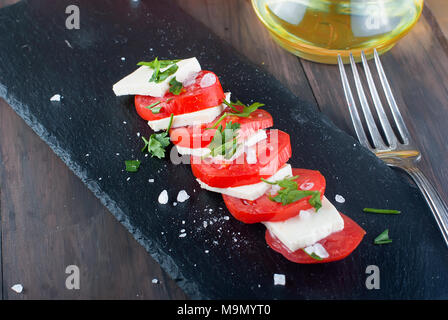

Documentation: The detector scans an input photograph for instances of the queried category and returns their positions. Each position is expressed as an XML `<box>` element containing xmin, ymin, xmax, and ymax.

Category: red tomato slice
<box><xmin>134</xmin><ymin>70</ymin><xmax>225</xmax><ymax>121</ymax></box>
<box><xmin>222</xmin><ymin>168</ymin><xmax>326</xmax><ymax>224</ymax></box>
<box><xmin>265</xmin><ymin>213</ymin><xmax>366</xmax><ymax>264</ymax></box>
<box><xmin>191</xmin><ymin>130</ymin><xmax>292</xmax><ymax>188</ymax></box>
<box><xmin>170</xmin><ymin>107</ymin><xmax>273</xmax><ymax>149</ymax></box>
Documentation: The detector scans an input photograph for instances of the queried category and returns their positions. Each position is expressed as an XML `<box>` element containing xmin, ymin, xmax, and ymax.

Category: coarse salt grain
<box><xmin>50</xmin><ymin>94</ymin><xmax>61</xmax><ymax>102</ymax></box>
<box><xmin>158</xmin><ymin>190</ymin><xmax>168</xmax><ymax>204</ymax></box>
<box><xmin>11</xmin><ymin>284</ymin><xmax>23</xmax><ymax>293</ymax></box>
<box><xmin>335</xmin><ymin>194</ymin><xmax>345</xmax><ymax>203</ymax></box>
<box><xmin>177</xmin><ymin>190</ymin><xmax>190</xmax><ymax>203</ymax></box>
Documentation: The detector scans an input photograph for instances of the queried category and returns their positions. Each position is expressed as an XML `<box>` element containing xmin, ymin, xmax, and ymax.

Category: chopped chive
<box><xmin>363</xmin><ymin>208</ymin><xmax>401</xmax><ymax>215</ymax></box>
<box><xmin>125</xmin><ymin>160</ymin><xmax>141</xmax><ymax>172</ymax></box>
<box><xmin>374</xmin><ymin>229</ymin><xmax>393</xmax><ymax>245</ymax></box>
<box><xmin>302</xmin><ymin>249</ymin><xmax>323</xmax><ymax>261</ymax></box>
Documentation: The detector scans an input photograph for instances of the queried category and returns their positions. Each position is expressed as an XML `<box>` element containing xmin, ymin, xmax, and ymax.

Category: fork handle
<box><xmin>406</xmin><ymin>166</ymin><xmax>448</xmax><ymax>247</ymax></box>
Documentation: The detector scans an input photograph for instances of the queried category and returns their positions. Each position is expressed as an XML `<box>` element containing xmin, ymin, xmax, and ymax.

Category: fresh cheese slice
<box><xmin>148</xmin><ymin>105</ymin><xmax>224</xmax><ymax>131</ymax></box>
<box><xmin>149</xmin><ymin>92</ymin><xmax>231</xmax><ymax>132</ymax></box>
<box><xmin>112</xmin><ymin>57</ymin><xmax>201</xmax><ymax>97</ymax></box>
<box><xmin>263</xmin><ymin>196</ymin><xmax>344</xmax><ymax>252</ymax></box>
<box><xmin>196</xmin><ymin>164</ymin><xmax>292</xmax><ymax>200</ymax></box>
<box><xmin>175</xmin><ymin>145</ymin><xmax>210</xmax><ymax>157</ymax></box>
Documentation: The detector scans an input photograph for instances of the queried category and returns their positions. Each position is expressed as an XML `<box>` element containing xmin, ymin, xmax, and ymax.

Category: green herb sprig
<box><xmin>169</xmin><ymin>78</ymin><xmax>183</xmax><ymax>95</ymax></box>
<box><xmin>146</xmin><ymin>101</ymin><xmax>163</xmax><ymax>114</ymax></box>
<box><xmin>206</xmin><ymin>121</ymin><xmax>241</xmax><ymax>159</ymax></box>
<box><xmin>374</xmin><ymin>229</ymin><xmax>393</xmax><ymax>245</ymax></box>
<box><xmin>261</xmin><ymin>176</ymin><xmax>322</xmax><ymax>210</ymax></box>
<box><xmin>137</xmin><ymin>58</ymin><xmax>180</xmax><ymax>84</ymax></box>
<box><xmin>141</xmin><ymin>113</ymin><xmax>174</xmax><ymax>159</ymax></box>
<box><xmin>206</xmin><ymin>100</ymin><xmax>265</xmax><ymax>130</ymax></box>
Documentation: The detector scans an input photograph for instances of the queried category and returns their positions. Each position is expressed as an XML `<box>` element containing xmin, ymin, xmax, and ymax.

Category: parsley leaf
<box><xmin>141</xmin><ymin>113</ymin><xmax>174</xmax><ymax>159</ymax></box>
<box><xmin>137</xmin><ymin>58</ymin><xmax>181</xmax><ymax>84</ymax></box>
<box><xmin>207</xmin><ymin>99</ymin><xmax>265</xmax><ymax>130</ymax></box>
<box><xmin>137</xmin><ymin>59</ymin><xmax>180</xmax><ymax>69</ymax></box>
<box><xmin>146</xmin><ymin>101</ymin><xmax>163</xmax><ymax>114</ymax></box>
<box><xmin>374</xmin><ymin>229</ymin><xmax>393</xmax><ymax>245</ymax></box>
<box><xmin>169</xmin><ymin>78</ymin><xmax>183</xmax><ymax>95</ymax></box>
<box><xmin>125</xmin><ymin>160</ymin><xmax>141</xmax><ymax>172</ymax></box>
<box><xmin>206</xmin><ymin>121</ymin><xmax>241</xmax><ymax>159</ymax></box>
<box><xmin>261</xmin><ymin>176</ymin><xmax>322</xmax><ymax>210</ymax></box>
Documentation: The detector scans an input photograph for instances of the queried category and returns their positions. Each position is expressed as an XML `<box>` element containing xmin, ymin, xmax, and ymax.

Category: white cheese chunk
<box><xmin>273</xmin><ymin>274</ymin><xmax>286</xmax><ymax>286</ymax></box>
<box><xmin>263</xmin><ymin>196</ymin><xmax>344</xmax><ymax>252</ymax></box>
<box><xmin>304</xmin><ymin>243</ymin><xmax>329</xmax><ymax>259</ymax></box>
<box><xmin>196</xmin><ymin>164</ymin><xmax>292</xmax><ymax>200</ymax></box>
<box><xmin>149</xmin><ymin>92</ymin><xmax>231</xmax><ymax>132</ymax></box>
<box><xmin>148</xmin><ymin>104</ymin><xmax>224</xmax><ymax>132</ymax></box>
<box><xmin>112</xmin><ymin>57</ymin><xmax>201</xmax><ymax>97</ymax></box>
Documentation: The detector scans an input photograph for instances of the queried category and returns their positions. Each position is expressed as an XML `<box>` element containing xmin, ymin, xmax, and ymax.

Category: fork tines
<box><xmin>337</xmin><ymin>49</ymin><xmax>411</xmax><ymax>152</ymax></box>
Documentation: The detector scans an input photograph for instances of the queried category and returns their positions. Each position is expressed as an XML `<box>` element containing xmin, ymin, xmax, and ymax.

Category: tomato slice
<box><xmin>222</xmin><ymin>168</ymin><xmax>326</xmax><ymax>224</ymax></box>
<box><xmin>191</xmin><ymin>129</ymin><xmax>292</xmax><ymax>188</ymax></box>
<box><xmin>170</xmin><ymin>107</ymin><xmax>273</xmax><ymax>149</ymax></box>
<box><xmin>134</xmin><ymin>70</ymin><xmax>225</xmax><ymax>121</ymax></box>
<box><xmin>265</xmin><ymin>213</ymin><xmax>366</xmax><ymax>264</ymax></box>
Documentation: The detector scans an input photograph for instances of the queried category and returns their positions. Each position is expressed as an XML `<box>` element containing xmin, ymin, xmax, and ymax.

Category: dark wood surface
<box><xmin>0</xmin><ymin>0</ymin><xmax>447</xmax><ymax>299</ymax></box>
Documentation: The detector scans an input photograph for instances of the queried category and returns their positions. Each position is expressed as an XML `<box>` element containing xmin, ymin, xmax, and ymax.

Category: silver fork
<box><xmin>338</xmin><ymin>49</ymin><xmax>448</xmax><ymax>247</ymax></box>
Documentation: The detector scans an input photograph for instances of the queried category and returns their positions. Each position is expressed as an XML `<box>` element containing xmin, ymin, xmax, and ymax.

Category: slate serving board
<box><xmin>1</xmin><ymin>0</ymin><xmax>447</xmax><ymax>299</ymax></box>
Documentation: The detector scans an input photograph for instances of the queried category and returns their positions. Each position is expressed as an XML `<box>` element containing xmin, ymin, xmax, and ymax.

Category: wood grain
<box><xmin>0</xmin><ymin>99</ymin><xmax>187</xmax><ymax>299</ymax></box>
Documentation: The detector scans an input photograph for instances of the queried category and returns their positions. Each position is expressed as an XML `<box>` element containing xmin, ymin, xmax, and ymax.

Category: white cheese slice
<box><xmin>175</xmin><ymin>145</ymin><xmax>210</xmax><ymax>157</ymax></box>
<box><xmin>149</xmin><ymin>92</ymin><xmax>231</xmax><ymax>132</ymax></box>
<box><xmin>148</xmin><ymin>105</ymin><xmax>224</xmax><ymax>131</ymax></box>
<box><xmin>196</xmin><ymin>164</ymin><xmax>292</xmax><ymax>200</ymax></box>
<box><xmin>112</xmin><ymin>57</ymin><xmax>201</xmax><ymax>97</ymax></box>
<box><xmin>264</xmin><ymin>196</ymin><xmax>344</xmax><ymax>252</ymax></box>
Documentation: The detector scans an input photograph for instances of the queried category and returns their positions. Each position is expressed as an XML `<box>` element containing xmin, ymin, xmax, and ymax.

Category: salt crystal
<box><xmin>148</xmin><ymin>178</ymin><xmax>154</xmax><ymax>183</ymax></box>
<box><xmin>173</xmin><ymin>202</ymin><xmax>177</xmax><ymax>206</ymax></box>
<box><xmin>300</xmin><ymin>182</ymin><xmax>314</xmax><ymax>190</ymax></box>
<box><xmin>158</xmin><ymin>190</ymin><xmax>168</xmax><ymax>204</ymax></box>
<box><xmin>335</xmin><ymin>194</ymin><xmax>345</xmax><ymax>203</ymax></box>
<box><xmin>273</xmin><ymin>274</ymin><xmax>286</xmax><ymax>286</ymax></box>
<box><xmin>50</xmin><ymin>94</ymin><xmax>61</xmax><ymax>102</ymax></box>
<box><xmin>179</xmin><ymin>233</ymin><xmax>186</xmax><ymax>238</ymax></box>
<box><xmin>204</xmin><ymin>250</ymin><xmax>209</xmax><ymax>254</ymax></box>
<box><xmin>121</xmin><ymin>57</ymin><xmax>126</xmax><ymax>61</ymax></box>
<box><xmin>199</xmin><ymin>72</ymin><xmax>216</xmax><ymax>88</ymax></box>
<box><xmin>223</xmin><ymin>216</ymin><xmax>230</xmax><ymax>221</ymax></box>
<box><xmin>177</xmin><ymin>190</ymin><xmax>190</xmax><ymax>203</ymax></box>
<box><xmin>11</xmin><ymin>284</ymin><xmax>23</xmax><ymax>293</ymax></box>
<box><xmin>152</xmin><ymin>278</ymin><xmax>159</xmax><ymax>284</ymax></box>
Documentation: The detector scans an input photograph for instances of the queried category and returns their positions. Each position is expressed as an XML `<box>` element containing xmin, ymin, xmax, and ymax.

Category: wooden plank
<box><xmin>0</xmin><ymin>99</ymin><xmax>187</xmax><ymax>299</ymax></box>
<box><xmin>175</xmin><ymin>0</ymin><xmax>316</xmax><ymax>105</ymax></box>
<box><xmin>299</xmin><ymin>6</ymin><xmax>448</xmax><ymax>203</ymax></box>
<box><xmin>425</xmin><ymin>0</ymin><xmax>448</xmax><ymax>40</ymax></box>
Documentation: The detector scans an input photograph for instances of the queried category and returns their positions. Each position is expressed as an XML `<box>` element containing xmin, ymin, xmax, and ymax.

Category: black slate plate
<box><xmin>1</xmin><ymin>0</ymin><xmax>447</xmax><ymax>299</ymax></box>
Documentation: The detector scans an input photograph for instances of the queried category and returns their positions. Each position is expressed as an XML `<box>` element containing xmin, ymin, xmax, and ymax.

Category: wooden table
<box><xmin>0</xmin><ymin>0</ymin><xmax>447</xmax><ymax>299</ymax></box>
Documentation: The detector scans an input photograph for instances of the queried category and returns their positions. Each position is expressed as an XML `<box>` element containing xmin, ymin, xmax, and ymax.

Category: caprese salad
<box><xmin>113</xmin><ymin>57</ymin><xmax>366</xmax><ymax>263</ymax></box>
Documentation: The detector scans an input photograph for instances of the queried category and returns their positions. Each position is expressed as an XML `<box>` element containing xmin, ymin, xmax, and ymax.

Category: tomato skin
<box><xmin>169</xmin><ymin>108</ymin><xmax>273</xmax><ymax>149</ymax></box>
<box><xmin>190</xmin><ymin>130</ymin><xmax>292</xmax><ymax>188</ymax></box>
<box><xmin>265</xmin><ymin>213</ymin><xmax>366</xmax><ymax>264</ymax></box>
<box><xmin>134</xmin><ymin>70</ymin><xmax>225</xmax><ymax>121</ymax></box>
<box><xmin>223</xmin><ymin>168</ymin><xmax>326</xmax><ymax>224</ymax></box>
